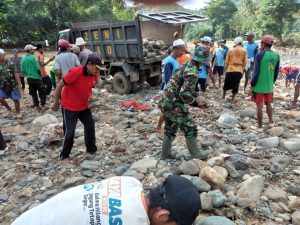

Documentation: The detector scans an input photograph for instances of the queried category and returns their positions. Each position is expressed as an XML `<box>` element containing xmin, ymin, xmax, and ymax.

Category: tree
<box><xmin>205</xmin><ymin>0</ymin><xmax>237</xmax><ymax>38</ymax></box>
<box><xmin>255</xmin><ymin>0</ymin><xmax>299</xmax><ymax>42</ymax></box>
<box><xmin>184</xmin><ymin>23</ymin><xmax>213</xmax><ymax>41</ymax></box>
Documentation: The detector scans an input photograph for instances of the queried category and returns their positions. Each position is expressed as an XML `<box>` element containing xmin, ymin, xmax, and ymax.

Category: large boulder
<box><xmin>32</xmin><ymin>114</ymin><xmax>58</xmax><ymax>131</ymax></box>
<box><xmin>237</xmin><ymin>175</ymin><xmax>264</xmax><ymax>201</ymax></box>
<box><xmin>200</xmin><ymin>166</ymin><xmax>225</xmax><ymax>190</ymax></box>
<box><xmin>257</xmin><ymin>137</ymin><xmax>279</xmax><ymax>148</ymax></box>
<box><xmin>263</xmin><ymin>186</ymin><xmax>288</xmax><ymax>202</ymax></box>
<box><xmin>282</xmin><ymin>138</ymin><xmax>300</xmax><ymax>153</ymax></box>
<box><xmin>216</xmin><ymin>113</ymin><xmax>238</xmax><ymax>128</ymax></box>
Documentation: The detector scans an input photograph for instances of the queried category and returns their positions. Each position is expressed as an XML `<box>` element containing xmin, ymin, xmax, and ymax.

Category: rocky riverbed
<box><xmin>0</xmin><ymin>53</ymin><xmax>300</xmax><ymax>225</ymax></box>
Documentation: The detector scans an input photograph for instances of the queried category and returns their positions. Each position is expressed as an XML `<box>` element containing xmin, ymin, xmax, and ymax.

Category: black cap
<box><xmin>87</xmin><ymin>52</ymin><xmax>103</xmax><ymax>68</ymax></box>
<box><xmin>163</xmin><ymin>175</ymin><xmax>201</xmax><ymax>225</ymax></box>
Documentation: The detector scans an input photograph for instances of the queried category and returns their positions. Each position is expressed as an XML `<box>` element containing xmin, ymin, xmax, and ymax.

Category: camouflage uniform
<box><xmin>0</xmin><ymin>60</ymin><xmax>18</xmax><ymax>93</ymax></box>
<box><xmin>159</xmin><ymin>62</ymin><xmax>199</xmax><ymax>139</ymax></box>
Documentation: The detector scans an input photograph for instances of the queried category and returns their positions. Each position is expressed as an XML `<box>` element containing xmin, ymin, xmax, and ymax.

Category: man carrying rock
<box><xmin>0</xmin><ymin>48</ymin><xmax>23</xmax><ymax>117</ymax></box>
<box><xmin>222</xmin><ymin>36</ymin><xmax>248</xmax><ymax>102</ymax></box>
<box><xmin>12</xmin><ymin>175</ymin><xmax>201</xmax><ymax>225</ymax></box>
<box><xmin>251</xmin><ymin>35</ymin><xmax>280</xmax><ymax>128</ymax></box>
<box><xmin>76</xmin><ymin>37</ymin><xmax>92</xmax><ymax>65</ymax></box>
<box><xmin>159</xmin><ymin>46</ymin><xmax>209</xmax><ymax>160</ymax></box>
<box><xmin>51</xmin><ymin>53</ymin><xmax>102</xmax><ymax>163</ymax></box>
<box><xmin>21</xmin><ymin>44</ymin><xmax>47</xmax><ymax>110</ymax></box>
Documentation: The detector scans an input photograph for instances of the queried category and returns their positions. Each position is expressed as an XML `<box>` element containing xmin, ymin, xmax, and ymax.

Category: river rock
<box><xmin>213</xmin><ymin>166</ymin><xmax>228</xmax><ymax>180</ymax></box>
<box><xmin>32</xmin><ymin>114</ymin><xmax>58</xmax><ymax>131</ymax></box>
<box><xmin>130</xmin><ymin>158</ymin><xmax>158</xmax><ymax>171</ymax></box>
<box><xmin>237</xmin><ymin>175</ymin><xmax>264</xmax><ymax>201</ymax></box>
<box><xmin>269</xmin><ymin>127</ymin><xmax>284</xmax><ymax>137</ymax></box>
<box><xmin>229</xmin><ymin>154</ymin><xmax>249</xmax><ymax>171</ymax></box>
<box><xmin>225</xmin><ymin>161</ymin><xmax>240</xmax><ymax>178</ymax></box>
<box><xmin>190</xmin><ymin>176</ymin><xmax>211</xmax><ymax>192</ymax></box>
<box><xmin>207</xmin><ymin>156</ymin><xmax>224</xmax><ymax>167</ymax></box>
<box><xmin>180</xmin><ymin>160</ymin><xmax>200</xmax><ymax>175</ymax></box>
<box><xmin>196</xmin><ymin>216</ymin><xmax>236</xmax><ymax>225</ymax></box>
<box><xmin>289</xmin><ymin>198</ymin><xmax>300</xmax><ymax>211</ymax></box>
<box><xmin>81</xmin><ymin>160</ymin><xmax>101</xmax><ymax>171</ymax></box>
<box><xmin>0</xmin><ymin>193</ymin><xmax>9</xmax><ymax>202</ymax></box>
<box><xmin>241</xmin><ymin>108</ymin><xmax>256</xmax><ymax>118</ymax></box>
<box><xmin>200</xmin><ymin>192</ymin><xmax>213</xmax><ymax>212</ymax></box>
<box><xmin>62</xmin><ymin>177</ymin><xmax>87</xmax><ymax>188</ymax></box>
<box><xmin>292</xmin><ymin>211</ymin><xmax>300</xmax><ymax>225</ymax></box>
<box><xmin>263</xmin><ymin>186</ymin><xmax>288</xmax><ymax>202</ymax></box>
<box><xmin>200</xmin><ymin>166</ymin><xmax>225</xmax><ymax>190</ymax></box>
<box><xmin>257</xmin><ymin>137</ymin><xmax>279</xmax><ymax>148</ymax></box>
<box><xmin>283</xmin><ymin>138</ymin><xmax>300</xmax><ymax>153</ymax></box>
<box><xmin>217</xmin><ymin>113</ymin><xmax>238</xmax><ymax>128</ymax></box>
<box><xmin>208</xmin><ymin>190</ymin><xmax>227</xmax><ymax>207</ymax></box>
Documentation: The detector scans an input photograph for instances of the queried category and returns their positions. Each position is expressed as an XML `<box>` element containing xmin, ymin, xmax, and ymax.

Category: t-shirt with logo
<box><xmin>251</xmin><ymin>50</ymin><xmax>280</xmax><ymax>93</ymax></box>
<box><xmin>62</xmin><ymin>65</ymin><xmax>99</xmax><ymax>111</ymax></box>
<box><xmin>12</xmin><ymin>176</ymin><xmax>149</xmax><ymax>225</ymax></box>
<box><xmin>213</xmin><ymin>48</ymin><xmax>226</xmax><ymax>67</ymax></box>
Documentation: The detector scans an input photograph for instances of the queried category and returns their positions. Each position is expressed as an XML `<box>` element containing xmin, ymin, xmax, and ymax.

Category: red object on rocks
<box><xmin>121</xmin><ymin>100</ymin><xmax>150</xmax><ymax>111</ymax></box>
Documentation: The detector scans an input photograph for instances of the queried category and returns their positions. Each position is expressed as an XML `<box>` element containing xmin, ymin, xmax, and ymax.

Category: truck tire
<box><xmin>113</xmin><ymin>72</ymin><xmax>131</xmax><ymax>95</ymax></box>
<box><xmin>131</xmin><ymin>82</ymin><xmax>138</xmax><ymax>93</ymax></box>
<box><xmin>147</xmin><ymin>76</ymin><xmax>161</xmax><ymax>87</ymax></box>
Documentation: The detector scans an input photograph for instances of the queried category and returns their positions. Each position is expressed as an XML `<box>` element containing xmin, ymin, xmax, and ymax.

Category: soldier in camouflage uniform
<box><xmin>158</xmin><ymin>46</ymin><xmax>210</xmax><ymax>159</ymax></box>
<box><xmin>0</xmin><ymin>49</ymin><xmax>22</xmax><ymax>117</ymax></box>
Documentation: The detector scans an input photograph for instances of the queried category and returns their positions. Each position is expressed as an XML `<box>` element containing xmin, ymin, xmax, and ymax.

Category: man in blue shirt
<box><xmin>243</xmin><ymin>32</ymin><xmax>259</xmax><ymax>92</ymax></box>
<box><xmin>157</xmin><ymin>39</ymin><xmax>185</xmax><ymax>136</ymax></box>
<box><xmin>212</xmin><ymin>42</ymin><xmax>227</xmax><ymax>88</ymax></box>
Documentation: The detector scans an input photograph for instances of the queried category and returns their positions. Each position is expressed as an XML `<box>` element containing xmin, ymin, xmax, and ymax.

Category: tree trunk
<box><xmin>0</xmin><ymin>130</ymin><xmax>6</xmax><ymax>150</ymax></box>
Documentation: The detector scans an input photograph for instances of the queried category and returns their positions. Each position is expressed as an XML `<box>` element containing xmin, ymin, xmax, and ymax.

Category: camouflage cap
<box><xmin>191</xmin><ymin>45</ymin><xmax>210</xmax><ymax>63</ymax></box>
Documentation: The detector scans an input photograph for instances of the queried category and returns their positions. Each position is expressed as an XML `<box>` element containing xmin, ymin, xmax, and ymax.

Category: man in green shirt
<box><xmin>21</xmin><ymin>44</ymin><xmax>47</xmax><ymax>110</ymax></box>
<box><xmin>251</xmin><ymin>35</ymin><xmax>280</xmax><ymax>128</ymax></box>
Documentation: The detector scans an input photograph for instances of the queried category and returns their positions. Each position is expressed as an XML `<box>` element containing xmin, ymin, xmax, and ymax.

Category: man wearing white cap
<box><xmin>21</xmin><ymin>44</ymin><xmax>47</xmax><ymax>110</ymax></box>
<box><xmin>156</xmin><ymin>39</ymin><xmax>185</xmax><ymax>136</ymax></box>
<box><xmin>75</xmin><ymin>37</ymin><xmax>92</xmax><ymax>65</ymax></box>
<box><xmin>222</xmin><ymin>36</ymin><xmax>248</xmax><ymax>102</ymax></box>
<box><xmin>0</xmin><ymin>48</ymin><xmax>22</xmax><ymax>117</ymax></box>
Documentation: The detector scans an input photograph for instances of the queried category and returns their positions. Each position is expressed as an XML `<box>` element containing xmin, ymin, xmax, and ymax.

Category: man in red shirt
<box><xmin>51</xmin><ymin>53</ymin><xmax>102</xmax><ymax>163</ymax></box>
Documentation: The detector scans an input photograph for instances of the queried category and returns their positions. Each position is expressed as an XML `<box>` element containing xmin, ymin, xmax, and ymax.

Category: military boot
<box><xmin>186</xmin><ymin>137</ymin><xmax>208</xmax><ymax>160</ymax></box>
<box><xmin>161</xmin><ymin>135</ymin><xmax>175</xmax><ymax>159</ymax></box>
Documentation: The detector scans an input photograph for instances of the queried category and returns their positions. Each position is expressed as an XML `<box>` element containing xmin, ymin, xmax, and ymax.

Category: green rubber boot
<box><xmin>161</xmin><ymin>135</ymin><xmax>175</xmax><ymax>159</ymax></box>
<box><xmin>186</xmin><ymin>137</ymin><xmax>208</xmax><ymax>160</ymax></box>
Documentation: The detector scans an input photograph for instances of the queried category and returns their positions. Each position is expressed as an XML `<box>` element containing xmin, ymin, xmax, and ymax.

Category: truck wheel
<box><xmin>147</xmin><ymin>76</ymin><xmax>161</xmax><ymax>87</ymax></box>
<box><xmin>131</xmin><ymin>82</ymin><xmax>138</xmax><ymax>93</ymax></box>
<box><xmin>113</xmin><ymin>72</ymin><xmax>131</xmax><ymax>95</ymax></box>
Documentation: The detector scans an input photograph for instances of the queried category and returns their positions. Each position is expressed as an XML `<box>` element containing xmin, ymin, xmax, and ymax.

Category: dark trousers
<box><xmin>60</xmin><ymin>108</ymin><xmax>97</xmax><ymax>160</ymax></box>
<box><xmin>27</xmin><ymin>78</ymin><xmax>46</xmax><ymax>106</ymax></box>
<box><xmin>0</xmin><ymin>130</ymin><xmax>6</xmax><ymax>150</ymax></box>
<box><xmin>20</xmin><ymin>77</ymin><xmax>25</xmax><ymax>90</ymax></box>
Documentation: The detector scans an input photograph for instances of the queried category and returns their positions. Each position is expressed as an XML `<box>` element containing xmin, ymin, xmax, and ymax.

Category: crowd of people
<box><xmin>0</xmin><ymin>31</ymin><xmax>300</xmax><ymax>225</ymax></box>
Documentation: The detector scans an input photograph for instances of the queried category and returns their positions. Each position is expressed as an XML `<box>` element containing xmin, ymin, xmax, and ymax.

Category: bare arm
<box><xmin>51</xmin><ymin>79</ymin><xmax>65</xmax><ymax>111</ymax></box>
<box><xmin>56</xmin><ymin>69</ymin><xmax>62</xmax><ymax>80</ymax></box>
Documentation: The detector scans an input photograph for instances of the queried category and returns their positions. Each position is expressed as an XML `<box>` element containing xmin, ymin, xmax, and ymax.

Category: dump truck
<box><xmin>58</xmin><ymin>12</ymin><xmax>208</xmax><ymax>94</ymax></box>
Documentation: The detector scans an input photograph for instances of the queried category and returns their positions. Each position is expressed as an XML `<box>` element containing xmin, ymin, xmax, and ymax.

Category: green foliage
<box><xmin>0</xmin><ymin>0</ymin><xmax>136</xmax><ymax>45</ymax></box>
<box><xmin>255</xmin><ymin>0</ymin><xmax>299</xmax><ymax>42</ymax></box>
<box><xmin>184</xmin><ymin>23</ymin><xmax>213</xmax><ymax>41</ymax></box>
<box><xmin>205</xmin><ymin>0</ymin><xmax>237</xmax><ymax>38</ymax></box>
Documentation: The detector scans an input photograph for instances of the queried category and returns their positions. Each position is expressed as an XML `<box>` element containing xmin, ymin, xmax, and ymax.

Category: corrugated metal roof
<box><xmin>138</xmin><ymin>11</ymin><xmax>208</xmax><ymax>24</ymax></box>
